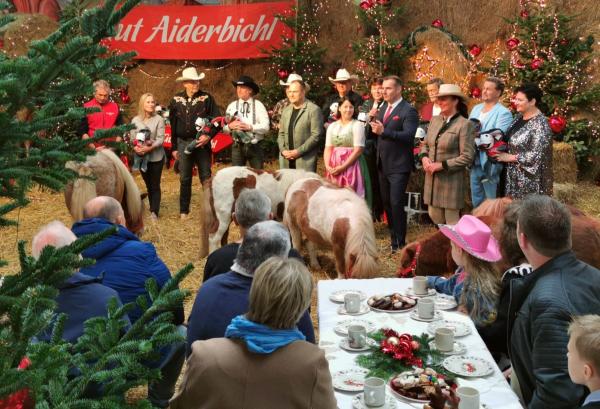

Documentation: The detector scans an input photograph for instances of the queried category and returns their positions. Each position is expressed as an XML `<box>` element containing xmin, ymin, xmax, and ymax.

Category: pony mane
<box><xmin>65</xmin><ymin>160</ymin><xmax>96</xmax><ymax>221</ymax></box>
<box><xmin>344</xmin><ymin>198</ymin><xmax>378</xmax><ymax>278</ymax></box>
<box><xmin>98</xmin><ymin>149</ymin><xmax>142</xmax><ymax>225</ymax></box>
<box><xmin>472</xmin><ymin>197</ymin><xmax>513</xmax><ymax>218</ymax></box>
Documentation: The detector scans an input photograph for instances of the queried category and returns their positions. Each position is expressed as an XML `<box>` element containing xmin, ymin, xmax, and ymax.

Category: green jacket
<box><xmin>277</xmin><ymin>100</ymin><xmax>323</xmax><ymax>172</ymax></box>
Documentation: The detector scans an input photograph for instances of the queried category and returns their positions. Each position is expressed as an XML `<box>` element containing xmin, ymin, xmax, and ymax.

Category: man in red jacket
<box><xmin>79</xmin><ymin>80</ymin><xmax>123</xmax><ymax>149</ymax></box>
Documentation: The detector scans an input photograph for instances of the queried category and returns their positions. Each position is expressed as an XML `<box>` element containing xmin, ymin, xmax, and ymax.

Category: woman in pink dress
<box><xmin>323</xmin><ymin>97</ymin><xmax>368</xmax><ymax>198</ymax></box>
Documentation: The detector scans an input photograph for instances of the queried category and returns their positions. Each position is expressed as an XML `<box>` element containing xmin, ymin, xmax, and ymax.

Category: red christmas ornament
<box><xmin>411</xmin><ymin>340</ymin><xmax>420</xmax><ymax>350</ymax></box>
<box><xmin>119</xmin><ymin>88</ymin><xmax>131</xmax><ymax>104</ymax></box>
<box><xmin>468</xmin><ymin>44</ymin><xmax>482</xmax><ymax>57</ymax></box>
<box><xmin>431</xmin><ymin>19</ymin><xmax>444</xmax><ymax>28</ymax></box>
<box><xmin>506</xmin><ymin>37</ymin><xmax>520</xmax><ymax>51</ymax></box>
<box><xmin>362</xmin><ymin>93</ymin><xmax>370</xmax><ymax>101</ymax></box>
<box><xmin>395</xmin><ymin>43</ymin><xmax>403</xmax><ymax>50</ymax></box>
<box><xmin>359</xmin><ymin>0</ymin><xmax>374</xmax><ymax>10</ymax></box>
<box><xmin>513</xmin><ymin>59</ymin><xmax>526</xmax><ymax>69</ymax></box>
<box><xmin>510</xmin><ymin>100</ymin><xmax>518</xmax><ymax>111</ymax></box>
<box><xmin>549</xmin><ymin>115</ymin><xmax>567</xmax><ymax>133</ymax></box>
<box><xmin>520</xmin><ymin>9</ymin><xmax>529</xmax><ymax>18</ymax></box>
<box><xmin>376</xmin><ymin>0</ymin><xmax>390</xmax><ymax>4</ymax></box>
<box><xmin>470</xmin><ymin>87</ymin><xmax>482</xmax><ymax>98</ymax></box>
<box><xmin>559</xmin><ymin>38</ymin><xmax>569</xmax><ymax>46</ymax></box>
<box><xmin>530</xmin><ymin>58</ymin><xmax>543</xmax><ymax>70</ymax></box>
<box><xmin>277</xmin><ymin>68</ymin><xmax>289</xmax><ymax>80</ymax></box>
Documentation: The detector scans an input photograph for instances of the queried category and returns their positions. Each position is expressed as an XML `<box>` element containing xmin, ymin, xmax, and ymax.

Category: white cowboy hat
<box><xmin>328</xmin><ymin>68</ymin><xmax>359</xmax><ymax>83</ymax></box>
<box><xmin>436</xmin><ymin>84</ymin><xmax>467</xmax><ymax>102</ymax></box>
<box><xmin>280</xmin><ymin>73</ymin><xmax>310</xmax><ymax>92</ymax></box>
<box><xmin>176</xmin><ymin>67</ymin><xmax>206</xmax><ymax>82</ymax></box>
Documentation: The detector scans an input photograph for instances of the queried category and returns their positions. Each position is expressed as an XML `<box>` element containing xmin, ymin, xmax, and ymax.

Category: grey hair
<box><xmin>234</xmin><ymin>189</ymin><xmax>272</xmax><ymax>229</ymax></box>
<box><xmin>247</xmin><ymin>257</ymin><xmax>312</xmax><ymax>329</ymax></box>
<box><xmin>32</xmin><ymin>220</ymin><xmax>77</xmax><ymax>259</ymax></box>
<box><xmin>427</xmin><ymin>77</ymin><xmax>443</xmax><ymax>87</ymax></box>
<box><xmin>93</xmin><ymin>79</ymin><xmax>111</xmax><ymax>92</ymax></box>
<box><xmin>83</xmin><ymin>196</ymin><xmax>124</xmax><ymax>223</ymax></box>
<box><xmin>232</xmin><ymin>220</ymin><xmax>291</xmax><ymax>275</ymax></box>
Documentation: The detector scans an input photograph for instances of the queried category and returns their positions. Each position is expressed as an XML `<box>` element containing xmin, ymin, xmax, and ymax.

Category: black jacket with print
<box><xmin>168</xmin><ymin>90</ymin><xmax>220</xmax><ymax>148</ymax></box>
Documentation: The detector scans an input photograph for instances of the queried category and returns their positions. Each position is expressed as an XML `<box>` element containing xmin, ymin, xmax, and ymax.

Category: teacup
<box><xmin>435</xmin><ymin>327</ymin><xmax>454</xmax><ymax>352</ymax></box>
<box><xmin>413</xmin><ymin>276</ymin><xmax>428</xmax><ymax>295</ymax></box>
<box><xmin>344</xmin><ymin>293</ymin><xmax>361</xmax><ymax>314</ymax></box>
<box><xmin>417</xmin><ymin>297</ymin><xmax>435</xmax><ymax>319</ymax></box>
<box><xmin>457</xmin><ymin>386</ymin><xmax>480</xmax><ymax>409</ymax></box>
<box><xmin>364</xmin><ymin>377</ymin><xmax>386</xmax><ymax>407</ymax></box>
<box><xmin>348</xmin><ymin>325</ymin><xmax>366</xmax><ymax>349</ymax></box>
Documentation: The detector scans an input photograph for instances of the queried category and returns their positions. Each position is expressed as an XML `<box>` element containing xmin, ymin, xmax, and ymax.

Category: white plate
<box><xmin>332</xmin><ymin>368</ymin><xmax>369</xmax><ymax>392</ymax></box>
<box><xmin>334</xmin><ymin>319</ymin><xmax>377</xmax><ymax>336</ymax></box>
<box><xmin>370</xmin><ymin>303</ymin><xmax>417</xmax><ymax>314</ymax></box>
<box><xmin>435</xmin><ymin>294</ymin><xmax>458</xmax><ymax>310</ymax></box>
<box><xmin>428</xmin><ymin>340</ymin><xmax>467</xmax><ymax>355</ymax></box>
<box><xmin>337</xmin><ymin>304</ymin><xmax>370</xmax><ymax>316</ymax></box>
<box><xmin>443</xmin><ymin>355</ymin><xmax>494</xmax><ymax>377</ymax></box>
<box><xmin>352</xmin><ymin>394</ymin><xmax>397</xmax><ymax>409</ymax></box>
<box><xmin>427</xmin><ymin>320</ymin><xmax>472</xmax><ymax>337</ymax></box>
<box><xmin>409</xmin><ymin>310</ymin><xmax>443</xmax><ymax>322</ymax></box>
<box><xmin>405</xmin><ymin>287</ymin><xmax>437</xmax><ymax>298</ymax></box>
<box><xmin>388</xmin><ymin>370</ymin><xmax>457</xmax><ymax>404</ymax></box>
<box><xmin>339</xmin><ymin>337</ymin><xmax>377</xmax><ymax>352</ymax></box>
<box><xmin>329</xmin><ymin>290</ymin><xmax>367</xmax><ymax>303</ymax></box>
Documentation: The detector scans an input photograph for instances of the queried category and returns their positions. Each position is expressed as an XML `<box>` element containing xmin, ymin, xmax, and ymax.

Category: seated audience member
<box><xmin>187</xmin><ymin>220</ymin><xmax>315</xmax><ymax>356</ymax></box>
<box><xmin>568</xmin><ymin>315</ymin><xmax>600</xmax><ymax>409</ymax></box>
<box><xmin>71</xmin><ymin>196</ymin><xmax>184</xmax><ymax>408</ymax></box>
<box><xmin>203</xmin><ymin>189</ymin><xmax>301</xmax><ymax>282</ymax></box>
<box><xmin>171</xmin><ymin>257</ymin><xmax>337</xmax><ymax>409</ymax></box>
<box><xmin>477</xmin><ymin>202</ymin><xmax>532</xmax><ymax>358</ymax></box>
<box><xmin>32</xmin><ymin>220</ymin><xmax>130</xmax><ymax>343</ymax></box>
<box><xmin>509</xmin><ymin>195</ymin><xmax>600</xmax><ymax>408</ymax></box>
<box><xmin>427</xmin><ymin>215</ymin><xmax>502</xmax><ymax>326</ymax></box>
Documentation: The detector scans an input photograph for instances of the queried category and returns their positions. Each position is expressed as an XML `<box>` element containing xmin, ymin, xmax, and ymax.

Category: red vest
<box><xmin>84</xmin><ymin>99</ymin><xmax>120</xmax><ymax>146</ymax></box>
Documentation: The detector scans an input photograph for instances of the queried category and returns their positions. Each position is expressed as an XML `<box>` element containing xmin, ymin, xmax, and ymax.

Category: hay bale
<box><xmin>553</xmin><ymin>142</ymin><xmax>578</xmax><ymax>184</ymax></box>
<box><xmin>1</xmin><ymin>13</ymin><xmax>58</xmax><ymax>57</ymax></box>
<box><xmin>553</xmin><ymin>182</ymin><xmax>577</xmax><ymax>205</ymax></box>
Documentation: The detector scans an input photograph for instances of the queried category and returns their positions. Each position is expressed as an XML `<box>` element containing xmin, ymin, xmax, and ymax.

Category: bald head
<box><xmin>83</xmin><ymin>196</ymin><xmax>125</xmax><ymax>225</ymax></box>
<box><xmin>32</xmin><ymin>221</ymin><xmax>77</xmax><ymax>259</ymax></box>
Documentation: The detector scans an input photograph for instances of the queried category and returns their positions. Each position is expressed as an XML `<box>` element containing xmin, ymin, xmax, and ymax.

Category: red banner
<box><xmin>107</xmin><ymin>2</ymin><xmax>294</xmax><ymax>60</ymax></box>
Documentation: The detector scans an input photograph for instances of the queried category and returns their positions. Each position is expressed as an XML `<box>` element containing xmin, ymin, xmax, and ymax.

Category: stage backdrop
<box><xmin>106</xmin><ymin>2</ymin><xmax>294</xmax><ymax>60</ymax></box>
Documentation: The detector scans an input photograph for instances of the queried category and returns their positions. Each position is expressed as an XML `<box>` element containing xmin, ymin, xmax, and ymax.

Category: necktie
<box><xmin>383</xmin><ymin>104</ymin><xmax>393</xmax><ymax>123</ymax></box>
<box><xmin>241</xmin><ymin>101</ymin><xmax>250</xmax><ymax>117</ymax></box>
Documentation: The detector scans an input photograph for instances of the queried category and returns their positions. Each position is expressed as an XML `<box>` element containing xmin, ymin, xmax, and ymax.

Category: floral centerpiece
<box><xmin>356</xmin><ymin>329</ymin><xmax>454</xmax><ymax>380</ymax></box>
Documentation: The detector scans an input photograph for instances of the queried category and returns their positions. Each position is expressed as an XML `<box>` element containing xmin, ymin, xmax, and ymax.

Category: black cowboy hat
<box><xmin>231</xmin><ymin>75</ymin><xmax>260</xmax><ymax>95</ymax></box>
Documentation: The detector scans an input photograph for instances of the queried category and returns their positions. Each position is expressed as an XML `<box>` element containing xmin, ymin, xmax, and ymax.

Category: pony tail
<box><xmin>345</xmin><ymin>216</ymin><xmax>379</xmax><ymax>278</ymax></box>
<box><xmin>65</xmin><ymin>161</ymin><xmax>97</xmax><ymax>221</ymax></box>
<box><xmin>98</xmin><ymin>150</ymin><xmax>142</xmax><ymax>224</ymax></box>
<box><xmin>199</xmin><ymin>179</ymin><xmax>217</xmax><ymax>258</ymax></box>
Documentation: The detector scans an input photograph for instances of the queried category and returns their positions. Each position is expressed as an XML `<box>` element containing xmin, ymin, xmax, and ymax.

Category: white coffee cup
<box><xmin>344</xmin><ymin>293</ymin><xmax>361</xmax><ymax>314</ymax></box>
<box><xmin>435</xmin><ymin>327</ymin><xmax>454</xmax><ymax>352</ymax></box>
<box><xmin>347</xmin><ymin>325</ymin><xmax>367</xmax><ymax>349</ymax></box>
<box><xmin>457</xmin><ymin>386</ymin><xmax>480</xmax><ymax>409</ymax></box>
<box><xmin>418</xmin><ymin>297</ymin><xmax>435</xmax><ymax>319</ymax></box>
<box><xmin>364</xmin><ymin>377</ymin><xmax>386</xmax><ymax>407</ymax></box>
<box><xmin>413</xmin><ymin>276</ymin><xmax>428</xmax><ymax>295</ymax></box>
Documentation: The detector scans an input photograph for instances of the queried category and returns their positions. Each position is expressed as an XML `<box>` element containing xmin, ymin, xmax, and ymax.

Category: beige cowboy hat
<box><xmin>280</xmin><ymin>73</ymin><xmax>310</xmax><ymax>92</ymax></box>
<box><xmin>436</xmin><ymin>84</ymin><xmax>467</xmax><ymax>102</ymax></box>
<box><xmin>176</xmin><ymin>67</ymin><xmax>206</xmax><ymax>82</ymax></box>
<box><xmin>328</xmin><ymin>68</ymin><xmax>359</xmax><ymax>83</ymax></box>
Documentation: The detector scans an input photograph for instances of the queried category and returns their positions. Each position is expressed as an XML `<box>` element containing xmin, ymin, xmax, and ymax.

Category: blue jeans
<box><xmin>148</xmin><ymin>325</ymin><xmax>187</xmax><ymax>408</ymax></box>
<box><xmin>470</xmin><ymin>164</ymin><xmax>501</xmax><ymax>208</ymax></box>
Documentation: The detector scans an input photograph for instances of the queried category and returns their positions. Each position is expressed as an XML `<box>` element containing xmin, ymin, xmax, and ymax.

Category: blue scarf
<box><xmin>225</xmin><ymin>315</ymin><xmax>305</xmax><ymax>354</ymax></box>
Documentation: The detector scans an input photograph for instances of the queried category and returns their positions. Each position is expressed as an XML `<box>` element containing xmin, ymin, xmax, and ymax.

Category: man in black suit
<box><xmin>369</xmin><ymin>75</ymin><xmax>419</xmax><ymax>252</ymax></box>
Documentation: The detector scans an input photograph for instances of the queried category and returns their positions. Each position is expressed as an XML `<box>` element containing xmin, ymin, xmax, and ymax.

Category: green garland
<box><xmin>356</xmin><ymin>330</ymin><xmax>455</xmax><ymax>381</ymax></box>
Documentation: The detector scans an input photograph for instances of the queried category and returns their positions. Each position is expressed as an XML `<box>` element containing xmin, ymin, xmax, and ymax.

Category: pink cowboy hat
<box><xmin>438</xmin><ymin>215</ymin><xmax>501</xmax><ymax>262</ymax></box>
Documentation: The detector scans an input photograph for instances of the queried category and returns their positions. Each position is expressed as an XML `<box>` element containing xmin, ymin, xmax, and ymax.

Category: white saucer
<box><xmin>409</xmin><ymin>310</ymin><xmax>443</xmax><ymax>322</ymax></box>
<box><xmin>329</xmin><ymin>289</ymin><xmax>367</xmax><ymax>303</ymax></box>
<box><xmin>435</xmin><ymin>294</ymin><xmax>458</xmax><ymax>310</ymax></box>
<box><xmin>405</xmin><ymin>287</ymin><xmax>437</xmax><ymax>298</ymax></box>
<box><xmin>332</xmin><ymin>368</ymin><xmax>369</xmax><ymax>392</ymax></box>
<box><xmin>334</xmin><ymin>319</ymin><xmax>377</xmax><ymax>336</ymax></box>
<box><xmin>428</xmin><ymin>340</ymin><xmax>467</xmax><ymax>355</ymax></box>
<box><xmin>427</xmin><ymin>319</ymin><xmax>472</xmax><ymax>337</ymax></box>
<box><xmin>337</xmin><ymin>304</ymin><xmax>370</xmax><ymax>316</ymax></box>
<box><xmin>352</xmin><ymin>394</ymin><xmax>397</xmax><ymax>409</ymax></box>
<box><xmin>339</xmin><ymin>337</ymin><xmax>377</xmax><ymax>352</ymax></box>
<box><xmin>443</xmin><ymin>355</ymin><xmax>494</xmax><ymax>377</ymax></box>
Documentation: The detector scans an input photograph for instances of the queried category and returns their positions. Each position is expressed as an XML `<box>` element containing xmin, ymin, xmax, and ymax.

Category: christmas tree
<box><xmin>485</xmin><ymin>0</ymin><xmax>600</xmax><ymax>172</ymax></box>
<box><xmin>0</xmin><ymin>0</ymin><xmax>191</xmax><ymax>406</ymax></box>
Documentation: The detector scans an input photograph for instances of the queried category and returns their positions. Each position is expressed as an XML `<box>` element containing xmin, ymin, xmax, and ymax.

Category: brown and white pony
<box><xmin>200</xmin><ymin>166</ymin><xmax>320</xmax><ymax>258</ymax></box>
<box><xmin>283</xmin><ymin>178</ymin><xmax>379</xmax><ymax>279</ymax></box>
<box><xmin>64</xmin><ymin>149</ymin><xmax>144</xmax><ymax>235</ymax></box>
<box><xmin>397</xmin><ymin>198</ymin><xmax>600</xmax><ymax>277</ymax></box>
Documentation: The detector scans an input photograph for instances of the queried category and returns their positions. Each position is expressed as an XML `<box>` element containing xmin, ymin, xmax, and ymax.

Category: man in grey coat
<box><xmin>277</xmin><ymin>80</ymin><xmax>323</xmax><ymax>172</ymax></box>
<box><xmin>509</xmin><ymin>195</ymin><xmax>600</xmax><ymax>408</ymax></box>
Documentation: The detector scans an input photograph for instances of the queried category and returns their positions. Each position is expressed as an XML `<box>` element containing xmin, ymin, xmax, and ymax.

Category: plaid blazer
<box><xmin>421</xmin><ymin>115</ymin><xmax>475</xmax><ymax>209</ymax></box>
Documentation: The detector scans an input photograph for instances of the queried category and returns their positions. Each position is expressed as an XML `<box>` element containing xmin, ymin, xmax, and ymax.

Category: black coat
<box><xmin>508</xmin><ymin>251</ymin><xmax>600</xmax><ymax>409</ymax></box>
<box><xmin>372</xmin><ymin>99</ymin><xmax>419</xmax><ymax>175</ymax></box>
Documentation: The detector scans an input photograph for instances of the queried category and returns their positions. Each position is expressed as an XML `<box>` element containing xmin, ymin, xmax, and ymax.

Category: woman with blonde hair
<box><xmin>130</xmin><ymin>92</ymin><xmax>165</xmax><ymax>219</ymax></box>
<box><xmin>171</xmin><ymin>257</ymin><xmax>336</xmax><ymax>409</ymax></box>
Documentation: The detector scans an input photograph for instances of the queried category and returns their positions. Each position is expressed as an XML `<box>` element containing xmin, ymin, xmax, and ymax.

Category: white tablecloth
<box><xmin>317</xmin><ymin>278</ymin><xmax>523</xmax><ymax>409</ymax></box>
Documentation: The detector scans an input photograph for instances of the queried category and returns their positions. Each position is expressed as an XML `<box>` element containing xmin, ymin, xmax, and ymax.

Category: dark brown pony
<box><xmin>64</xmin><ymin>149</ymin><xmax>145</xmax><ymax>235</ymax></box>
<box><xmin>398</xmin><ymin>198</ymin><xmax>600</xmax><ymax>277</ymax></box>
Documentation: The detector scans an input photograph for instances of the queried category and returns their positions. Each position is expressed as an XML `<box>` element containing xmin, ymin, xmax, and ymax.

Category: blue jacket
<box><xmin>39</xmin><ymin>272</ymin><xmax>130</xmax><ymax>343</ymax></box>
<box><xmin>72</xmin><ymin>218</ymin><xmax>182</xmax><ymax>325</ymax></box>
<box><xmin>186</xmin><ymin>271</ymin><xmax>316</xmax><ymax>357</ymax></box>
<box><xmin>469</xmin><ymin>102</ymin><xmax>513</xmax><ymax>169</ymax></box>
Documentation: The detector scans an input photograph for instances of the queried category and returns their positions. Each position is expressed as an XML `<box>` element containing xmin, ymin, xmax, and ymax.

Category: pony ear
<box><xmin>399</xmin><ymin>244</ymin><xmax>416</xmax><ymax>268</ymax></box>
